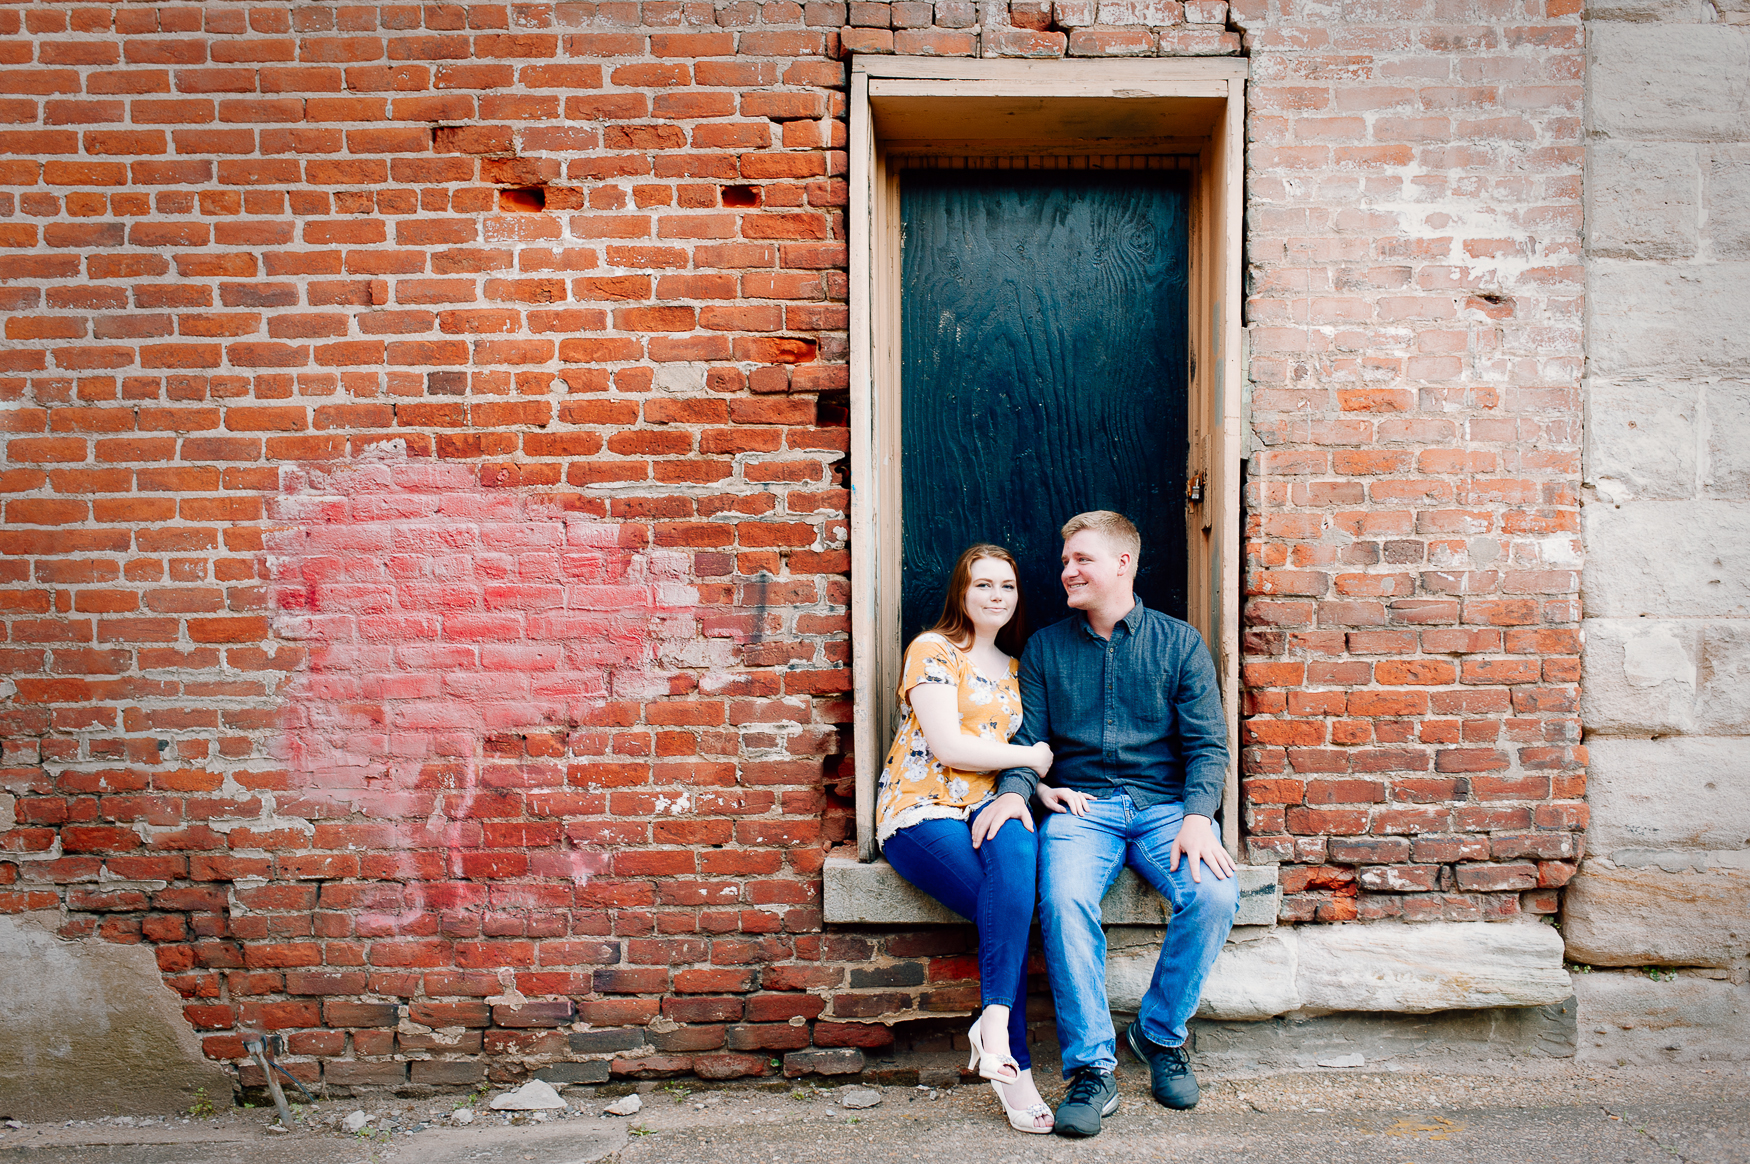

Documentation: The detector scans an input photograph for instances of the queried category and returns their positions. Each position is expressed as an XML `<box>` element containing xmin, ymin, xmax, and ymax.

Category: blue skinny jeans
<box><xmin>882</xmin><ymin>812</ymin><xmax>1039</xmax><ymax>1070</ymax></box>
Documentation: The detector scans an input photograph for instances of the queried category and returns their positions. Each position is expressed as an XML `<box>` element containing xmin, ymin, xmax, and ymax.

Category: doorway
<box><xmin>845</xmin><ymin>58</ymin><xmax>1248</xmax><ymax>864</ymax></box>
<box><xmin>897</xmin><ymin>168</ymin><xmax>1191</xmax><ymax>643</ymax></box>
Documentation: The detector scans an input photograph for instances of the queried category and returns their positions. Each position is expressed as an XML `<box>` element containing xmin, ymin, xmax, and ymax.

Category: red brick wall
<box><xmin>0</xmin><ymin>0</ymin><xmax>1584</xmax><ymax>1090</ymax></box>
<box><xmin>1235</xmin><ymin>0</ymin><xmax>1588</xmax><ymax>923</ymax></box>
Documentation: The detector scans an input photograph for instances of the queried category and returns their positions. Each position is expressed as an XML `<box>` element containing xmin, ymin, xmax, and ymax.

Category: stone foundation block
<box><xmin>1562</xmin><ymin>865</ymin><xmax>1750</xmax><ymax>968</ymax></box>
<box><xmin>1587</xmin><ymin>142</ymin><xmax>1700</xmax><ymax>260</ymax></box>
<box><xmin>1583</xmin><ymin>499</ymin><xmax>1750</xmax><ymax>616</ymax></box>
<box><xmin>1589</xmin><ymin>25</ymin><xmax>1750</xmax><ymax>141</ymax></box>
<box><xmin>1575</xmin><ymin>971</ymin><xmax>1750</xmax><ymax>1063</ymax></box>
<box><xmin>1579</xmin><ymin>737</ymin><xmax>1750</xmax><ymax>858</ymax></box>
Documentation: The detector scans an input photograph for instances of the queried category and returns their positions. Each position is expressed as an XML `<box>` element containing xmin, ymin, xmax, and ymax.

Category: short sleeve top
<box><xmin>875</xmin><ymin>632</ymin><xmax>1024</xmax><ymax>843</ymax></box>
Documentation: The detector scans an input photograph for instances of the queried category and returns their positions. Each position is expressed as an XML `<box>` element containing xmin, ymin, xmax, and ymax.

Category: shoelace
<box><xmin>1160</xmin><ymin>1044</ymin><xmax>1192</xmax><ymax>1077</ymax></box>
<box><xmin>1063</xmin><ymin>1067</ymin><xmax>1110</xmax><ymax>1106</ymax></box>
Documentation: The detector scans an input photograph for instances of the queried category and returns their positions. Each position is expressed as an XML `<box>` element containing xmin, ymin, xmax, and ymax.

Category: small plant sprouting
<box><xmin>629</xmin><ymin>1124</ymin><xmax>655</xmax><ymax>1136</ymax></box>
<box><xmin>187</xmin><ymin>1089</ymin><xmax>215</xmax><ymax>1119</ymax></box>
<box><xmin>663</xmin><ymin>1083</ymin><xmax>693</xmax><ymax>1104</ymax></box>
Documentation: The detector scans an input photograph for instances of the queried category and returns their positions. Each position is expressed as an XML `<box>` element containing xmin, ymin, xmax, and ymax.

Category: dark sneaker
<box><xmin>1125</xmin><ymin>1021</ymin><xmax>1200</xmax><ymax>1110</ymax></box>
<box><xmin>1053</xmin><ymin>1065</ymin><xmax>1119</xmax><ymax>1138</ymax></box>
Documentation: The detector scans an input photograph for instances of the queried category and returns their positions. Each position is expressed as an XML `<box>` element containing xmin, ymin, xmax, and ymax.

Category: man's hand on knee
<box><xmin>1167</xmin><ymin>814</ymin><xmax>1234</xmax><ymax>882</ymax></box>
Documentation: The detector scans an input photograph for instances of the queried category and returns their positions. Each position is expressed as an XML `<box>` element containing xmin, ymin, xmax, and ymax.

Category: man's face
<box><xmin>1060</xmin><ymin>529</ymin><xmax>1130</xmax><ymax>610</ymax></box>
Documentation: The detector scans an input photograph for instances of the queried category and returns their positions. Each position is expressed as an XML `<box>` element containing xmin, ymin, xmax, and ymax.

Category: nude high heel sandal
<box><xmin>966</xmin><ymin>1018</ymin><xmax>1020</xmax><ymax>1083</ymax></box>
<box><xmin>991</xmin><ymin>1073</ymin><xmax>1053</xmax><ymax>1135</ymax></box>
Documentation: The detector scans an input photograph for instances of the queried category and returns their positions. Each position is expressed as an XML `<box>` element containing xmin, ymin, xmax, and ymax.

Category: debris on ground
<box><xmin>489</xmin><ymin>1080</ymin><xmax>567</xmax><ymax>1111</ymax></box>
<box><xmin>604</xmin><ymin>1094</ymin><xmax>643</xmax><ymax>1117</ymax></box>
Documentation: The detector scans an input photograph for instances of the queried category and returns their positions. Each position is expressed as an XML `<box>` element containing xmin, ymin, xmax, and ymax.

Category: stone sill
<box><xmin>823</xmin><ymin>856</ymin><xmax>1280</xmax><ymax>927</ymax></box>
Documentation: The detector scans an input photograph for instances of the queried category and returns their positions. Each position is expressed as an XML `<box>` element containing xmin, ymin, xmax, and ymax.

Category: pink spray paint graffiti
<box><xmin>266</xmin><ymin>460</ymin><xmax>701</xmax><ymax>945</ymax></box>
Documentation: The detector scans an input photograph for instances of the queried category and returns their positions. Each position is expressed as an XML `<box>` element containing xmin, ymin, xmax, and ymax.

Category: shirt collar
<box><xmin>1079</xmin><ymin>598</ymin><xmax>1147</xmax><ymax>639</ymax></box>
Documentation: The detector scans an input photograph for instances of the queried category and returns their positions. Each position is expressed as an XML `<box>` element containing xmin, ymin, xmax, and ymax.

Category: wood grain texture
<box><xmin>899</xmin><ymin>170</ymin><xmax>1191</xmax><ymax>644</ymax></box>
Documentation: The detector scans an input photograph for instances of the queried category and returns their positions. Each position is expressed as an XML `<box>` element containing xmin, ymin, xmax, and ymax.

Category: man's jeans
<box><xmin>883</xmin><ymin>814</ymin><xmax>1038</xmax><ymax>1070</ymax></box>
<box><xmin>1039</xmin><ymin>792</ymin><xmax>1238</xmax><ymax>1075</ymax></box>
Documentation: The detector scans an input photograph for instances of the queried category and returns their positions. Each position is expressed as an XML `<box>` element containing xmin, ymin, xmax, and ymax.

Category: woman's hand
<box><xmin>1037</xmin><ymin>784</ymin><xmax>1092</xmax><ymax>817</ymax></box>
<box><xmin>1028</xmin><ymin>741</ymin><xmax>1054</xmax><ymax>778</ymax></box>
<box><xmin>970</xmin><ymin>792</ymin><xmax>1033</xmax><ymax>848</ymax></box>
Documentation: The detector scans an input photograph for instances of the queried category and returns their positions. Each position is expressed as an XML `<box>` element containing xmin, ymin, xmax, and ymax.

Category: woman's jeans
<box><xmin>1039</xmin><ymin>793</ymin><xmax>1238</xmax><ymax>1076</ymax></box>
<box><xmin>882</xmin><ymin>813</ymin><xmax>1039</xmax><ymax>1070</ymax></box>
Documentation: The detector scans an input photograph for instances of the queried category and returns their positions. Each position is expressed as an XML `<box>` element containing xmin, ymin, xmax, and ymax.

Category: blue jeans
<box><xmin>1039</xmin><ymin>793</ymin><xmax>1238</xmax><ymax>1075</ymax></box>
<box><xmin>883</xmin><ymin>814</ymin><xmax>1039</xmax><ymax>1070</ymax></box>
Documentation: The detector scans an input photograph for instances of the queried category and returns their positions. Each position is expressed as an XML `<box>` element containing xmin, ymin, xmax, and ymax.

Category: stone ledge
<box><xmin>822</xmin><ymin>856</ymin><xmax>1280</xmax><ymax>926</ymax></box>
<box><xmin>1150</xmin><ymin>920</ymin><xmax>1575</xmax><ymax>1020</ymax></box>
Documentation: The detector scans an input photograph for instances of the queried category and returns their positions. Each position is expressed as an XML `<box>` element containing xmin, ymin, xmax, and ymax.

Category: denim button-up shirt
<box><xmin>995</xmin><ymin>599</ymin><xmax>1229</xmax><ymax>820</ymax></box>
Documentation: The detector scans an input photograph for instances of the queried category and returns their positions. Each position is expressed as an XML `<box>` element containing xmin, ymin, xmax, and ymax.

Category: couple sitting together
<box><xmin>875</xmin><ymin>510</ymin><xmax>1238</xmax><ymax>1139</ymax></box>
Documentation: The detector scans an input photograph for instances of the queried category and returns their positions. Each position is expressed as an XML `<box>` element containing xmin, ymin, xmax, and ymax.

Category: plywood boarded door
<box><xmin>898</xmin><ymin>169</ymin><xmax>1191</xmax><ymax>642</ymax></box>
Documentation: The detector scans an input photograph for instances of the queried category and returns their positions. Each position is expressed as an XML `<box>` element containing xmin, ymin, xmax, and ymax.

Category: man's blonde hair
<box><xmin>1060</xmin><ymin>510</ymin><xmax>1141</xmax><ymax>563</ymax></box>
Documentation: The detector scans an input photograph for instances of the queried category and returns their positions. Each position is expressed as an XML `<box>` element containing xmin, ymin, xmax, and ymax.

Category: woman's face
<box><xmin>962</xmin><ymin>556</ymin><xmax>1018</xmax><ymax>636</ymax></box>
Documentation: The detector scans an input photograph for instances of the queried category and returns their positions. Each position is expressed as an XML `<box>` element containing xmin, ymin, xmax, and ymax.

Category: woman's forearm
<box><xmin>909</xmin><ymin>685</ymin><xmax>1040</xmax><ymax>773</ymax></box>
<box><xmin>926</xmin><ymin>734</ymin><xmax>1041</xmax><ymax>774</ymax></box>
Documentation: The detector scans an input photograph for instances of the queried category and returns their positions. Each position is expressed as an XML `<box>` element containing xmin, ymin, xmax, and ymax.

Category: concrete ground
<box><xmin>1</xmin><ymin>1059</ymin><xmax>1745</xmax><ymax>1164</ymax></box>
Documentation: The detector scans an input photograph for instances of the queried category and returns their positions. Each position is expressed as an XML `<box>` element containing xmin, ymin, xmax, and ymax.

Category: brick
<box><xmin>783</xmin><ymin>1047</ymin><xmax>865</xmax><ymax>1077</ymax></box>
<box><xmin>493</xmin><ymin>1000</ymin><xmax>575</xmax><ymax>1027</ymax></box>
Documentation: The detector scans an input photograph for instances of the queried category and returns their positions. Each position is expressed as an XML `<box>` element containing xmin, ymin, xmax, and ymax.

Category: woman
<box><xmin>875</xmin><ymin>544</ymin><xmax>1055</xmax><ymax>1134</ymax></box>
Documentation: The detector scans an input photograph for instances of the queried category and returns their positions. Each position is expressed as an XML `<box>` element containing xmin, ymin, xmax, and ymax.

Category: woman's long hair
<box><xmin>923</xmin><ymin>543</ymin><xmax>1028</xmax><ymax>658</ymax></box>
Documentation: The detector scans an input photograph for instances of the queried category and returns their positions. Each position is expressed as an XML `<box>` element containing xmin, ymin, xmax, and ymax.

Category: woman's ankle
<box><xmin>978</xmin><ymin>1006</ymin><xmax>1010</xmax><ymax>1058</ymax></box>
<box><xmin>1002</xmin><ymin>1072</ymin><xmax>1041</xmax><ymax>1099</ymax></box>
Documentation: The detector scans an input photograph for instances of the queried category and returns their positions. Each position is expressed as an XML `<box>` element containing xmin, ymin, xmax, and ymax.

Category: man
<box><xmin>978</xmin><ymin>510</ymin><xmax>1238</xmax><ymax>1138</ymax></box>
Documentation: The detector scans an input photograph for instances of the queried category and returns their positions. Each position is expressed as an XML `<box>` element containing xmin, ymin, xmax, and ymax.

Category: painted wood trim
<box><xmin>882</xmin><ymin>140</ymin><xmax>1211</xmax><ymax>158</ymax></box>
<box><xmin>874</xmin><ymin>147</ymin><xmax>903</xmax><ymax>809</ymax></box>
<box><xmin>849</xmin><ymin>70</ymin><xmax>878</xmax><ymax>862</ymax></box>
<box><xmin>1219</xmin><ymin>76</ymin><xmax>1247</xmax><ymax>861</ymax></box>
<box><xmin>854</xmin><ymin>57</ymin><xmax>1250</xmax><ymax>83</ymax></box>
<box><xmin>867</xmin><ymin>77</ymin><xmax>1232</xmax><ymax>99</ymax></box>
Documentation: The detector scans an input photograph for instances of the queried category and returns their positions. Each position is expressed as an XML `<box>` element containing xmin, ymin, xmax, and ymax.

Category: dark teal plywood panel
<box><xmin>899</xmin><ymin>170</ymin><xmax>1190</xmax><ymax>644</ymax></box>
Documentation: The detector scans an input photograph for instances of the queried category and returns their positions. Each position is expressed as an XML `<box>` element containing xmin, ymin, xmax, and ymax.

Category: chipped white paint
<box><xmin>1621</xmin><ymin>625</ymin><xmax>1697</xmax><ymax>689</ymax></box>
<box><xmin>653</xmin><ymin>792</ymin><xmax>693</xmax><ymax>816</ymax></box>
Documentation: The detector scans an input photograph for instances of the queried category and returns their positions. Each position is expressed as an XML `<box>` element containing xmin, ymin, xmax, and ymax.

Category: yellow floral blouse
<box><xmin>875</xmin><ymin>633</ymin><xmax>1024</xmax><ymax>844</ymax></box>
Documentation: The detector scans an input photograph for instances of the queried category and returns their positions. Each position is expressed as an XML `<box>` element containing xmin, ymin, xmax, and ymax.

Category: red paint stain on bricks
<box><xmin>266</xmin><ymin>461</ymin><xmax>699</xmax><ymax>929</ymax></box>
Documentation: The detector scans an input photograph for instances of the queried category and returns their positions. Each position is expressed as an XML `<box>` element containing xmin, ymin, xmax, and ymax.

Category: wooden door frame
<box><xmin>848</xmin><ymin>57</ymin><xmax>1249</xmax><ymax>863</ymax></box>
